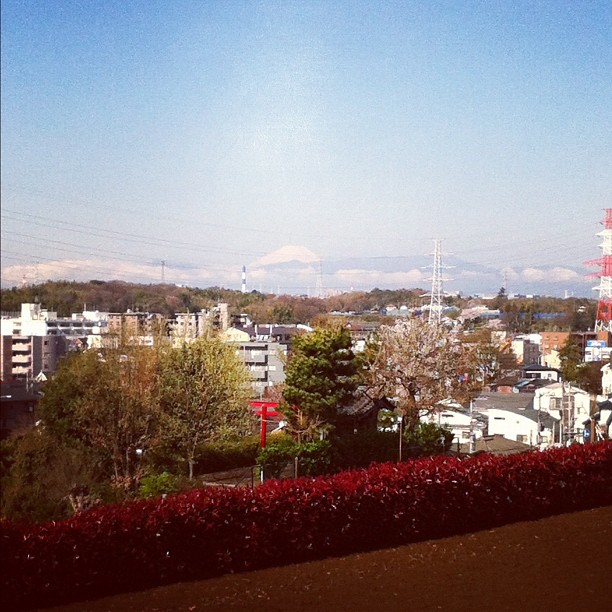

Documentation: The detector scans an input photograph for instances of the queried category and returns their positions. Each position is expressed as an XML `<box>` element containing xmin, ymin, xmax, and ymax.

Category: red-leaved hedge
<box><xmin>2</xmin><ymin>442</ymin><xmax>612</xmax><ymax>610</ymax></box>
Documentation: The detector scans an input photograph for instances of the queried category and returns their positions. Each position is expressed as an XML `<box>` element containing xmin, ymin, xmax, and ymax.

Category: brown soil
<box><xmin>42</xmin><ymin>505</ymin><xmax>612</xmax><ymax>612</ymax></box>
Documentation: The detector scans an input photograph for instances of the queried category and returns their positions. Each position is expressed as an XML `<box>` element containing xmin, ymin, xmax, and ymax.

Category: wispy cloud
<box><xmin>1</xmin><ymin>247</ymin><xmax>593</xmax><ymax>297</ymax></box>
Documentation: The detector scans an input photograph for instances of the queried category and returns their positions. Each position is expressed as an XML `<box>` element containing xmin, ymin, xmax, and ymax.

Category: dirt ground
<box><xmin>41</xmin><ymin>505</ymin><xmax>612</xmax><ymax>612</ymax></box>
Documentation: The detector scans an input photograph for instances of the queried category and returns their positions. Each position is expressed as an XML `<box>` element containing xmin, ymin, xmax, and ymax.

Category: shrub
<box><xmin>331</xmin><ymin>430</ymin><xmax>399</xmax><ymax>470</ymax></box>
<box><xmin>257</xmin><ymin>434</ymin><xmax>298</xmax><ymax>478</ymax></box>
<box><xmin>297</xmin><ymin>439</ymin><xmax>333</xmax><ymax>476</ymax></box>
<box><xmin>146</xmin><ymin>435</ymin><xmax>260</xmax><ymax>476</ymax></box>
<box><xmin>403</xmin><ymin>422</ymin><xmax>453</xmax><ymax>457</ymax></box>
<box><xmin>195</xmin><ymin>436</ymin><xmax>260</xmax><ymax>474</ymax></box>
<box><xmin>2</xmin><ymin>442</ymin><xmax>611</xmax><ymax>611</ymax></box>
<box><xmin>139</xmin><ymin>472</ymin><xmax>179</xmax><ymax>499</ymax></box>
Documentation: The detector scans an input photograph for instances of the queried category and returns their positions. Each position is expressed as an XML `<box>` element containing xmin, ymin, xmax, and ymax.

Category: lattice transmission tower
<box><xmin>586</xmin><ymin>208</ymin><xmax>612</xmax><ymax>332</ymax></box>
<box><xmin>425</xmin><ymin>239</ymin><xmax>452</xmax><ymax>325</ymax></box>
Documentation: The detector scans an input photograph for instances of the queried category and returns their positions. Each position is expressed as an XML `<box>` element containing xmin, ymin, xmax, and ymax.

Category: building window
<box><xmin>517</xmin><ymin>435</ymin><xmax>527</xmax><ymax>443</ymax></box>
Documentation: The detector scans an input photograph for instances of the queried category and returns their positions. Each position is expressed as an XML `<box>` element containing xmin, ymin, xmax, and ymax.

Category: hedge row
<box><xmin>2</xmin><ymin>442</ymin><xmax>611</xmax><ymax>610</ymax></box>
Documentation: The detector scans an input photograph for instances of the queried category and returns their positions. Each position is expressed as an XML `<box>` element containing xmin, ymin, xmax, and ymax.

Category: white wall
<box><xmin>534</xmin><ymin>384</ymin><xmax>591</xmax><ymax>426</ymax></box>
<box><xmin>485</xmin><ymin>408</ymin><xmax>547</xmax><ymax>445</ymax></box>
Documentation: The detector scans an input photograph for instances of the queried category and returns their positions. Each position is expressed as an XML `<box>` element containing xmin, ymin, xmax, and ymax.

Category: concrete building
<box><xmin>235</xmin><ymin>341</ymin><xmax>287</xmax><ymax>398</ymax></box>
<box><xmin>511</xmin><ymin>334</ymin><xmax>541</xmax><ymax>366</ymax></box>
<box><xmin>0</xmin><ymin>334</ymin><xmax>66</xmax><ymax>382</ymax></box>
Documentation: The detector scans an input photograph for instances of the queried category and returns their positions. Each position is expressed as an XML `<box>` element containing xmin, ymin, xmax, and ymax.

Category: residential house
<box><xmin>534</xmin><ymin>383</ymin><xmax>591</xmax><ymax>442</ymax></box>
<box><xmin>582</xmin><ymin>399</ymin><xmax>612</xmax><ymax>442</ymax></box>
<box><xmin>421</xmin><ymin>402</ymin><xmax>486</xmax><ymax>448</ymax></box>
<box><xmin>485</xmin><ymin>406</ymin><xmax>558</xmax><ymax>447</ymax></box>
<box><xmin>456</xmin><ymin>434</ymin><xmax>532</xmax><ymax>456</ymax></box>
<box><xmin>471</xmin><ymin>392</ymin><xmax>558</xmax><ymax>447</ymax></box>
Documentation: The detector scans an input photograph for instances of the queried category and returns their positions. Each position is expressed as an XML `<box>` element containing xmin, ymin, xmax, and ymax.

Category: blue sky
<box><xmin>1</xmin><ymin>1</ymin><xmax>610</xmax><ymax>297</ymax></box>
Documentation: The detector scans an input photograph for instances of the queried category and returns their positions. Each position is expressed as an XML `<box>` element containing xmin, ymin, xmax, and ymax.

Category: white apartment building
<box><xmin>1</xmin><ymin>303</ymin><xmax>107</xmax><ymax>380</ymax></box>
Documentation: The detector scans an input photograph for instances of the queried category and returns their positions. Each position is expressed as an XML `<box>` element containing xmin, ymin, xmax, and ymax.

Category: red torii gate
<box><xmin>249</xmin><ymin>400</ymin><xmax>282</xmax><ymax>448</ymax></box>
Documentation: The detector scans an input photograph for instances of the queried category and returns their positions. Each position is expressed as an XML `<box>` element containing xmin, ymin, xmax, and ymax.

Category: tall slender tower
<box><xmin>586</xmin><ymin>209</ymin><xmax>612</xmax><ymax>332</ymax></box>
<box><xmin>424</xmin><ymin>239</ymin><xmax>453</xmax><ymax>325</ymax></box>
<box><xmin>241</xmin><ymin>266</ymin><xmax>247</xmax><ymax>294</ymax></box>
<box><xmin>315</xmin><ymin>259</ymin><xmax>324</xmax><ymax>299</ymax></box>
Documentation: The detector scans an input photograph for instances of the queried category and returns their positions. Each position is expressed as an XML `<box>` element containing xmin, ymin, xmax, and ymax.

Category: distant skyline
<box><xmin>1</xmin><ymin>1</ymin><xmax>610</xmax><ymax>297</ymax></box>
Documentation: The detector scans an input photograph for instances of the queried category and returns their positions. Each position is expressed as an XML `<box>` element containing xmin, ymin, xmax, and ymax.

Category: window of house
<box><xmin>517</xmin><ymin>435</ymin><xmax>527</xmax><ymax>443</ymax></box>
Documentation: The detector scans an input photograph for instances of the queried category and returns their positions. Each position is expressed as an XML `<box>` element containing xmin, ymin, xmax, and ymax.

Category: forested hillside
<box><xmin>0</xmin><ymin>280</ymin><xmax>596</xmax><ymax>329</ymax></box>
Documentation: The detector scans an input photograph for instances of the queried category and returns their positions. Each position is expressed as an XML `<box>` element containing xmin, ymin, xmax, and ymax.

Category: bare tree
<box><xmin>364</xmin><ymin>318</ymin><xmax>478</xmax><ymax>433</ymax></box>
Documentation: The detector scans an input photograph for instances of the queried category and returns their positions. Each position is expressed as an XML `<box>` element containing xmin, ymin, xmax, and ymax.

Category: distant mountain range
<box><xmin>247</xmin><ymin>246</ymin><xmax>592</xmax><ymax>298</ymax></box>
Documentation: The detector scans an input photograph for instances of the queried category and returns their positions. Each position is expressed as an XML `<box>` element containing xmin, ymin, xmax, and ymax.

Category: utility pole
<box><xmin>560</xmin><ymin>382</ymin><xmax>575</xmax><ymax>446</ymax></box>
<box><xmin>469</xmin><ymin>399</ymin><xmax>476</xmax><ymax>453</ymax></box>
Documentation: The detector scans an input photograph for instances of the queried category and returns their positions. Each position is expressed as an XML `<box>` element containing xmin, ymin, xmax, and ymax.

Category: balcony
<box><xmin>12</xmin><ymin>355</ymin><xmax>32</xmax><ymax>365</ymax></box>
<box><xmin>250</xmin><ymin>369</ymin><xmax>268</xmax><ymax>380</ymax></box>
<box><xmin>244</xmin><ymin>353</ymin><xmax>267</xmax><ymax>364</ymax></box>
<box><xmin>12</xmin><ymin>343</ymin><xmax>31</xmax><ymax>353</ymax></box>
<box><xmin>12</xmin><ymin>366</ymin><xmax>31</xmax><ymax>375</ymax></box>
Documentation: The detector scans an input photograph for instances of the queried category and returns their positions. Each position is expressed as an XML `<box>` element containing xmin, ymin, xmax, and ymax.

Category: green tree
<box><xmin>492</xmin><ymin>286</ymin><xmax>508</xmax><ymax>310</ymax></box>
<box><xmin>38</xmin><ymin>344</ymin><xmax>164</xmax><ymax>489</ymax></box>
<box><xmin>1</xmin><ymin>429</ymin><xmax>108</xmax><ymax>522</ymax></box>
<box><xmin>282</xmin><ymin>327</ymin><xmax>358</xmax><ymax>442</ymax></box>
<box><xmin>559</xmin><ymin>338</ymin><xmax>582</xmax><ymax>383</ymax></box>
<box><xmin>575</xmin><ymin>361</ymin><xmax>604</xmax><ymax>395</ymax></box>
<box><xmin>159</xmin><ymin>336</ymin><xmax>254</xmax><ymax>479</ymax></box>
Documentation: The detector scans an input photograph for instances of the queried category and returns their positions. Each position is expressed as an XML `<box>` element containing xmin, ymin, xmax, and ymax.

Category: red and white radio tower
<box><xmin>586</xmin><ymin>208</ymin><xmax>612</xmax><ymax>332</ymax></box>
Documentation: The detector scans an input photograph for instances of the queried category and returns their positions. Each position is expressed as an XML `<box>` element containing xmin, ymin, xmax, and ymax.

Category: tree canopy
<box><xmin>282</xmin><ymin>327</ymin><xmax>358</xmax><ymax>442</ymax></box>
<box><xmin>39</xmin><ymin>344</ymin><xmax>164</xmax><ymax>488</ymax></box>
<box><xmin>364</xmin><ymin>318</ymin><xmax>478</xmax><ymax>432</ymax></box>
<box><xmin>159</xmin><ymin>336</ymin><xmax>255</xmax><ymax>478</ymax></box>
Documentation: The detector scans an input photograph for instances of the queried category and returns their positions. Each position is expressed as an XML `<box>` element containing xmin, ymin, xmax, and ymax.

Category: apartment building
<box><xmin>237</xmin><ymin>341</ymin><xmax>287</xmax><ymax>398</ymax></box>
<box><xmin>0</xmin><ymin>303</ymin><xmax>101</xmax><ymax>380</ymax></box>
<box><xmin>0</xmin><ymin>334</ymin><xmax>66</xmax><ymax>382</ymax></box>
<box><xmin>169</xmin><ymin>304</ymin><xmax>230</xmax><ymax>342</ymax></box>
